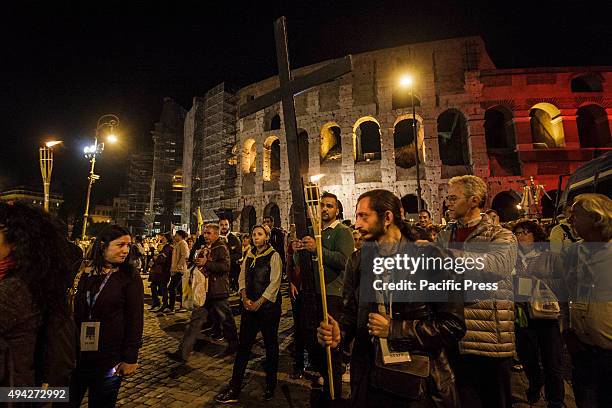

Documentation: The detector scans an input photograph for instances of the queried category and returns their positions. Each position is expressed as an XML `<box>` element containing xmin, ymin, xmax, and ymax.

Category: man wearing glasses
<box><xmin>437</xmin><ymin>175</ymin><xmax>517</xmax><ymax>408</ymax></box>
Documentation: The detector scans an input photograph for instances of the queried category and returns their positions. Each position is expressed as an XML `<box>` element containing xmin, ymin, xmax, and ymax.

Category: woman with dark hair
<box><xmin>512</xmin><ymin>220</ymin><xmax>565</xmax><ymax>407</ymax></box>
<box><xmin>150</xmin><ymin>233</ymin><xmax>173</xmax><ymax>311</ymax></box>
<box><xmin>0</xmin><ymin>202</ymin><xmax>73</xmax><ymax>387</ymax></box>
<box><xmin>69</xmin><ymin>224</ymin><xmax>144</xmax><ymax>407</ymax></box>
<box><xmin>216</xmin><ymin>224</ymin><xmax>283</xmax><ymax>403</ymax></box>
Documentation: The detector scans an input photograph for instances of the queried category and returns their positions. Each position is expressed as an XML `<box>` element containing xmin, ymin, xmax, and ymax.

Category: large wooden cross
<box><xmin>239</xmin><ymin>16</ymin><xmax>352</xmax><ymax>240</ymax></box>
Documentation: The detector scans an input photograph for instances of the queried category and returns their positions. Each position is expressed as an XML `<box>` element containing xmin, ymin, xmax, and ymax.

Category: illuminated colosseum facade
<box><xmin>216</xmin><ymin>36</ymin><xmax>611</xmax><ymax>231</ymax></box>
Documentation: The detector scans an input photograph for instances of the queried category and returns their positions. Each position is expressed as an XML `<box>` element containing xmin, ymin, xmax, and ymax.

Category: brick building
<box><xmin>190</xmin><ymin>36</ymin><xmax>610</xmax><ymax>231</ymax></box>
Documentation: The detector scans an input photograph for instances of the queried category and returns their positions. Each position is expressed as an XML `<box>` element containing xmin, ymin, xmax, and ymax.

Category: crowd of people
<box><xmin>0</xmin><ymin>174</ymin><xmax>610</xmax><ymax>407</ymax></box>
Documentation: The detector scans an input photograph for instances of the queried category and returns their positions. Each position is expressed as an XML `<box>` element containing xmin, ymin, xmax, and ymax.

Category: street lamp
<box><xmin>39</xmin><ymin>140</ymin><xmax>63</xmax><ymax>212</ymax></box>
<box><xmin>398</xmin><ymin>74</ymin><xmax>423</xmax><ymax>212</ymax></box>
<box><xmin>81</xmin><ymin>114</ymin><xmax>120</xmax><ymax>239</ymax></box>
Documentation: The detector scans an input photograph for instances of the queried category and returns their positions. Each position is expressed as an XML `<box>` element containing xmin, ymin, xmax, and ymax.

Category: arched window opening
<box><xmin>240</xmin><ymin>206</ymin><xmax>257</xmax><ymax>233</ymax></box>
<box><xmin>241</xmin><ymin>139</ymin><xmax>257</xmax><ymax>174</ymax></box>
<box><xmin>355</xmin><ymin>120</ymin><xmax>381</xmax><ymax>162</ymax></box>
<box><xmin>320</xmin><ymin>124</ymin><xmax>342</xmax><ymax>163</ymax></box>
<box><xmin>577</xmin><ymin>104</ymin><xmax>611</xmax><ymax>148</ymax></box>
<box><xmin>263</xmin><ymin>136</ymin><xmax>281</xmax><ymax>181</ymax></box>
<box><xmin>484</xmin><ymin>106</ymin><xmax>520</xmax><ymax>176</ymax></box>
<box><xmin>393</xmin><ymin>119</ymin><xmax>420</xmax><ymax>169</ymax></box>
<box><xmin>263</xmin><ymin>203</ymin><xmax>281</xmax><ymax>228</ymax></box>
<box><xmin>270</xmin><ymin>114</ymin><xmax>281</xmax><ymax>130</ymax></box>
<box><xmin>437</xmin><ymin>109</ymin><xmax>469</xmax><ymax>166</ymax></box>
<box><xmin>529</xmin><ymin>103</ymin><xmax>565</xmax><ymax>148</ymax></box>
<box><xmin>571</xmin><ymin>74</ymin><xmax>603</xmax><ymax>92</ymax></box>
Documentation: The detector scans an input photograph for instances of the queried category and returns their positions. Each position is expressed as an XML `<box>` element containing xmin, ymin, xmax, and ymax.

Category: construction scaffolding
<box><xmin>197</xmin><ymin>83</ymin><xmax>239</xmax><ymax>222</ymax></box>
<box><xmin>126</xmin><ymin>150</ymin><xmax>153</xmax><ymax>236</ymax></box>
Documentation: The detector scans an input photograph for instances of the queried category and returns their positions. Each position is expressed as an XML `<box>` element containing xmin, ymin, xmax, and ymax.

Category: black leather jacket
<box><xmin>339</xmin><ymin>238</ymin><xmax>466</xmax><ymax>407</ymax></box>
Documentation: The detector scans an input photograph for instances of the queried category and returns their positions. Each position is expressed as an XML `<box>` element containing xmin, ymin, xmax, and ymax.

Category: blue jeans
<box><xmin>70</xmin><ymin>365</ymin><xmax>122</xmax><ymax>408</ymax></box>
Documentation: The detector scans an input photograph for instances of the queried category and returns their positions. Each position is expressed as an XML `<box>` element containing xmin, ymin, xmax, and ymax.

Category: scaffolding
<box><xmin>197</xmin><ymin>83</ymin><xmax>239</xmax><ymax>222</ymax></box>
<box><xmin>126</xmin><ymin>150</ymin><xmax>153</xmax><ymax>236</ymax></box>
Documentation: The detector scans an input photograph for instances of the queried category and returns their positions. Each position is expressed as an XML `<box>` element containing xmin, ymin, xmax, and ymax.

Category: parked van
<box><xmin>558</xmin><ymin>151</ymin><xmax>612</xmax><ymax>209</ymax></box>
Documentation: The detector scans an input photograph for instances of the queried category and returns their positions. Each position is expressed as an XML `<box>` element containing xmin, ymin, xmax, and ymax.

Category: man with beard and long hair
<box><xmin>318</xmin><ymin>189</ymin><xmax>466</xmax><ymax>407</ymax></box>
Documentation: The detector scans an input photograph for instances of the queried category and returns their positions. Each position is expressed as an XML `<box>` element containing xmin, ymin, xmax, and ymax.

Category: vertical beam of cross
<box><xmin>274</xmin><ymin>16</ymin><xmax>309</xmax><ymax>238</ymax></box>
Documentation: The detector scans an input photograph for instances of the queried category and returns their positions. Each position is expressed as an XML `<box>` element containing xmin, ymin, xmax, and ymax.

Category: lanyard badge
<box><xmin>80</xmin><ymin>272</ymin><xmax>112</xmax><ymax>352</ymax></box>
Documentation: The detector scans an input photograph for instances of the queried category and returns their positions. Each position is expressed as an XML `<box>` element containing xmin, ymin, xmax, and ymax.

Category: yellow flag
<box><xmin>197</xmin><ymin>207</ymin><xmax>204</xmax><ymax>235</ymax></box>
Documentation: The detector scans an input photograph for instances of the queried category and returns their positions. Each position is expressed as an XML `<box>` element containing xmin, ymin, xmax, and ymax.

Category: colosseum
<box><xmin>191</xmin><ymin>36</ymin><xmax>611</xmax><ymax>232</ymax></box>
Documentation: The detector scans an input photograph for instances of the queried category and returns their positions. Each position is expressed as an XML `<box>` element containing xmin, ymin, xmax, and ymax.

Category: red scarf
<box><xmin>0</xmin><ymin>256</ymin><xmax>15</xmax><ymax>281</ymax></box>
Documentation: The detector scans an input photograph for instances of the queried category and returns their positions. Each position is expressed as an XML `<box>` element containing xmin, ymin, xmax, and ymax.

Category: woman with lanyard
<box><xmin>70</xmin><ymin>225</ymin><xmax>144</xmax><ymax>407</ymax></box>
<box><xmin>512</xmin><ymin>220</ymin><xmax>565</xmax><ymax>407</ymax></box>
<box><xmin>216</xmin><ymin>224</ymin><xmax>282</xmax><ymax>404</ymax></box>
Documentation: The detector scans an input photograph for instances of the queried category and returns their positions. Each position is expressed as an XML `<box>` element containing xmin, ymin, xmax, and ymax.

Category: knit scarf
<box><xmin>0</xmin><ymin>256</ymin><xmax>15</xmax><ymax>281</ymax></box>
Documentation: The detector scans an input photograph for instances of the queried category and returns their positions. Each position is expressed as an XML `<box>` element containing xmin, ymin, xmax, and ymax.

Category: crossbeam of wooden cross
<box><xmin>238</xmin><ymin>16</ymin><xmax>352</xmax><ymax>240</ymax></box>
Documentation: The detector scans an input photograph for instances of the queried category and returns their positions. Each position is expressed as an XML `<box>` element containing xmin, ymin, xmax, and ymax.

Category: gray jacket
<box><xmin>437</xmin><ymin>214</ymin><xmax>517</xmax><ymax>358</ymax></box>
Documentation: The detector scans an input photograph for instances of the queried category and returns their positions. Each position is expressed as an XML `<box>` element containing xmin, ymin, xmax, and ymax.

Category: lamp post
<box><xmin>81</xmin><ymin>114</ymin><xmax>119</xmax><ymax>239</ymax></box>
<box><xmin>39</xmin><ymin>140</ymin><xmax>62</xmax><ymax>212</ymax></box>
<box><xmin>399</xmin><ymin>74</ymin><xmax>423</xmax><ymax>212</ymax></box>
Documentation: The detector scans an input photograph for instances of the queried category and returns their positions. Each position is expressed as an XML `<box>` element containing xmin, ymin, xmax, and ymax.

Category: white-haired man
<box><xmin>563</xmin><ymin>193</ymin><xmax>612</xmax><ymax>408</ymax></box>
<box><xmin>437</xmin><ymin>175</ymin><xmax>518</xmax><ymax>408</ymax></box>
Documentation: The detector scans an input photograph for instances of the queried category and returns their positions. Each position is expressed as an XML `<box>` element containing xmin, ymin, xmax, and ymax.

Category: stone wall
<box><xmin>232</xmin><ymin>37</ymin><xmax>612</xmax><ymax>229</ymax></box>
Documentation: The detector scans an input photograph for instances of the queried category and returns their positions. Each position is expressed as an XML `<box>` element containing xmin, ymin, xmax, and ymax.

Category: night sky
<box><xmin>1</xmin><ymin>0</ymin><xmax>610</xmax><ymax>216</ymax></box>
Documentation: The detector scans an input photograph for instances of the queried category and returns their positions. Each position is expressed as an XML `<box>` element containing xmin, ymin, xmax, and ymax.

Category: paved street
<box><xmin>79</xmin><ymin>275</ymin><xmax>576</xmax><ymax>407</ymax></box>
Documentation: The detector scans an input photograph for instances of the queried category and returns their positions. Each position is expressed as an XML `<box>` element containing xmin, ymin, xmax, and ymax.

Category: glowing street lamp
<box><xmin>81</xmin><ymin>114</ymin><xmax>120</xmax><ymax>239</ymax></box>
<box><xmin>39</xmin><ymin>140</ymin><xmax>63</xmax><ymax>212</ymax></box>
<box><xmin>398</xmin><ymin>73</ymin><xmax>423</xmax><ymax>212</ymax></box>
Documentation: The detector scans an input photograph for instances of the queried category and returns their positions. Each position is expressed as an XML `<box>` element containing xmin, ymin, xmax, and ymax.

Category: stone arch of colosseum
<box><xmin>393</xmin><ymin>114</ymin><xmax>425</xmax><ymax>169</ymax></box>
<box><xmin>263</xmin><ymin>135</ymin><xmax>281</xmax><ymax>182</ymax></box>
<box><xmin>576</xmin><ymin>104</ymin><xmax>611</xmax><ymax>148</ymax></box>
<box><xmin>529</xmin><ymin>102</ymin><xmax>565</xmax><ymax>148</ymax></box>
<box><xmin>484</xmin><ymin>105</ymin><xmax>521</xmax><ymax>176</ymax></box>
<box><xmin>352</xmin><ymin>116</ymin><xmax>382</xmax><ymax>162</ymax></box>
<box><xmin>240</xmin><ymin>205</ymin><xmax>257</xmax><ymax>233</ymax></box>
<box><xmin>320</xmin><ymin>122</ymin><xmax>342</xmax><ymax>163</ymax></box>
<box><xmin>241</xmin><ymin>138</ymin><xmax>257</xmax><ymax>174</ymax></box>
<box><xmin>263</xmin><ymin>202</ymin><xmax>281</xmax><ymax>228</ymax></box>
<box><xmin>437</xmin><ymin>108</ymin><xmax>471</xmax><ymax>178</ymax></box>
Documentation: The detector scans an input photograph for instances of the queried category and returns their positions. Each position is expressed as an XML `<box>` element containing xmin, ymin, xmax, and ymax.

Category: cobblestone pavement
<box><xmin>80</xmin><ymin>275</ymin><xmax>576</xmax><ymax>407</ymax></box>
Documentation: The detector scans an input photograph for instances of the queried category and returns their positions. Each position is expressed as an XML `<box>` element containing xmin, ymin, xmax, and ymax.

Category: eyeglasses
<box><xmin>514</xmin><ymin>230</ymin><xmax>530</xmax><ymax>236</ymax></box>
<box><xmin>445</xmin><ymin>195</ymin><xmax>466</xmax><ymax>203</ymax></box>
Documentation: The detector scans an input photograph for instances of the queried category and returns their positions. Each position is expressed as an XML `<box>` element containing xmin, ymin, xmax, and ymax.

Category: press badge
<box><xmin>380</xmin><ymin>338</ymin><xmax>411</xmax><ymax>364</ymax></box>
<box><xmin>80</xmin><ymin>321</ymin><xmax>101</xmax><ymax>351</ymax></box>
<box><xmin>517</xmin><ymin>277</ymin><xmax>533</xmax><ymax>297</ymax></box>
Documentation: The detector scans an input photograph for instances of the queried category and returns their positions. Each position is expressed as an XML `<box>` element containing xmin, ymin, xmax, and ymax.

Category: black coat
<box><xmin>73</xmin><ymin>266</ymin><xmax>144</xmax><ymax>372</ymax></box>
<box><xmin>202</xmin><ymin>238</ymin><xmax>231</xmax><ymax>300</ymax></box>
<box><xmin>269</xmin><ymin>227</ymin><xmax>285</xmax><ymax>265</ymax></box>
<box><xmin>339</xmin><ymin>239</ymin><xmax>466</xmax><ymax>407</ymax></box>
<box><xmin>0</xmin><ymin>277</ymin><xmax>41</xmax><ymax>386</ymax></box>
